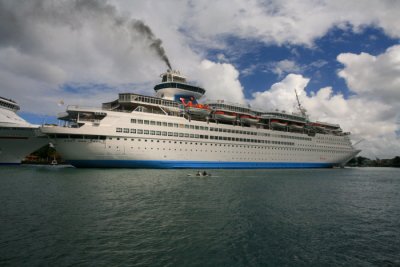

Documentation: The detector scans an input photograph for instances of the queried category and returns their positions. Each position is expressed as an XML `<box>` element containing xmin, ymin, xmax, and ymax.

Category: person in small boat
<box><xmin>196</xmin><ymin>171</ymin><xmax>202</xmax><ymax>176</ymax></box>
<box><xmin>202</xmin><ymin>171</ymin><xmax>207</xmax><ymax>176</ymax></box>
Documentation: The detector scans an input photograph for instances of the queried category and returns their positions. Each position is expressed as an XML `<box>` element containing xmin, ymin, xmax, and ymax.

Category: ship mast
<box><xmin>294</xmin><ymin>89</ymin><xmax>307</xmax><ymax>118</ymax></box>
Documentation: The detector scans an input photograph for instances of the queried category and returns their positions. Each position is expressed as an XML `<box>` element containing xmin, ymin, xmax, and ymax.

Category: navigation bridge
<box><xmin>154</xmin><ymin>70</ymin><xmax>205</xmax><ymax>102</ymax></box>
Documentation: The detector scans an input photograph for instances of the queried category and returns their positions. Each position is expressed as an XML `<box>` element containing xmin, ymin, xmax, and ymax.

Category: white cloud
<box><xmin>178</xmin><ymin>0</ymin><xmax>400</xmax><ymax>47</ymax></box>
<box><xmin>337</xmin><ymin>45</ymin><xmax>400</xmax><ymax>104</ymax></box>
<box><xmin>269</xmin><ymin>59</ymin><xmax>302</xmax><ymax>77</ymax></box>
<box><xmin>250</xmin><ymin>74</ymin><xmax>309</xmax><ymax>112</ymax></box>
<box><xmin>195</xmin><ymin>60</ymin><xmax>246</xmax><ymax>104</ymax></box>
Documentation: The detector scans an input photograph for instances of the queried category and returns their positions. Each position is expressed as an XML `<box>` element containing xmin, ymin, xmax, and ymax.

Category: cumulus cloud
<box><xmin>195</xmin><ymin>60</ymin><xmax>246</xmax><ymax>104</ymax></box>
<box><xmin>180</xmin><ymin>0</ymin><xmax>400</xmax><ymax>47</ymax></box>
<box><xmin>250</xmin><ymin>74</ymin><xmax>309</xmax><ymax>111</ymax></box>
<box><xmin>269</xmin><ymin>60</ymin><xmax>302</xmax><ymax>77</ymax></box>
<box><xmin>338</xmin><ymin>45</ymin><xmax>400</xmax><ymax>104</ymax></box>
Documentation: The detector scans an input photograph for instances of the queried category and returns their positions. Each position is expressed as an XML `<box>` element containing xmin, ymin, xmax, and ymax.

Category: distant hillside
<box><xmin>347</xmin><ymin>156</ymin><xmax>400</xmax><ymax>167</ymax></box>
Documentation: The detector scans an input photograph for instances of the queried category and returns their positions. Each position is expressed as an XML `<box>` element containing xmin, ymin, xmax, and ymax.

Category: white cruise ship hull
<box><xmin>0</xmin><ymin>127</ymin><xmax>48</xmax><ymax>164</ymax></box>
<box><xmin>41</xmin><ymin>109</ymin><xmax>360</xmax><ymax>169</ymax></box>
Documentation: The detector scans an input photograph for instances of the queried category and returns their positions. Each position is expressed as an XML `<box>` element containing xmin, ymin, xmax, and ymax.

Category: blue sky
<box><xmin>205</xmin><ymin>27</ymin><xmax>399</xmax><ymax>99</ymax></box>
<box><xmin>1</xmin><ymin>0</ymin><xmax>400</xmax><ymax>157</ymax></box>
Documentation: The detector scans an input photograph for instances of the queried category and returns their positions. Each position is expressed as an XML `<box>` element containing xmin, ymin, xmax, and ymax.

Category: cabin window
<box><xmin>137</xmin><ymin>130</ymin><xmax>143</xmax><ymax>134</ymax></box>
<box><xmin>124</xmin><ymin>128</ymin><xmax>129</xmax><ymax>133</ymax></box>
<box><xmin>131</xmin><ymin>119</ymin><xmax>136</xmax><ymax>123</ymax></box>
<box><xmin>116</xmin><ymin>128</ymin><xmax>122</xmax><ymax>132</ymax></box>
<box><xmin>130</xmin><ymin>129</ymin><xmax>136</xmax><ymax>133</ymax></box>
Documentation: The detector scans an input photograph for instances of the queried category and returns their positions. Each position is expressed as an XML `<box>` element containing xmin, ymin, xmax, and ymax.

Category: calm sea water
<box><xmin>1</xmin><ymin>166</ymin><xmax>399</xmax><ymax>266</ymax></box>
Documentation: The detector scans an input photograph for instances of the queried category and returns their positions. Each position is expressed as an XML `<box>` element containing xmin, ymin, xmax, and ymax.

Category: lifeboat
<box><xmin>181</xmin><ymin>98</ymin><xmax>211</xmax><ymax>117</ymax></box>
<box><xmin>310</xmin><ymin>123</ymin><xmax>325</xmax><ymax>131</ymax></box>
<box><xmin>213</xmin><ymin>110</ymin><xmax>237</xmax><ymax>122</ymax></box>
<box><xmin>270</xmin><ymin>120</ymin><xmax>288</xmax><ymax>128</ymax></box>
<box><xmin>240</xmin><ymin>115</ymin><xmax>259</xmax><ymax>124</ymax></box>
<box><xmin>289</xmin><ymin>123</ymin><xmax>304</xmax><ymax>130</ymax></box>
<box><xmin>186</xmin><ymin>104</ymin><xmax>211</xmax><ymax>117</ymax></box>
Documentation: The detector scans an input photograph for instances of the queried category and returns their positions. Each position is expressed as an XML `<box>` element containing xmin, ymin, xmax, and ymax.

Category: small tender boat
<box><xmin>51</xmin><ymin>156</ymin><xmax>58</xmax><ymax>165</ymax></box>
<box><xmin>213</xmin><ymin>110</ymin><xmax>237</xmax><ymax>122</ymax></box>
<box><xmin>240</xmin><ymin>115</ymin><xmax>259</xmax><ymax>124</ymax></box>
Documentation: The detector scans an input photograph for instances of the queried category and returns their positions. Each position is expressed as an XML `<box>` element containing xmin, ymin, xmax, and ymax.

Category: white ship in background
<box><xmin>41</xmin><ymin>70</ymin><xmax>360</xmax><ymax>168</ymax></box>
<box><xmin>0</xmin><ymin>96</ymin><xmax>48</xmax><ymax>164</ymax></box>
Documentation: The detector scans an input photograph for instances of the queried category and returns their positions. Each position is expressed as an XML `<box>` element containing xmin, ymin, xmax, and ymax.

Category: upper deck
<box><xmin>0</xmin><ymin>96</ymin><xmax>20</xmax><ymax>112</ymax></box>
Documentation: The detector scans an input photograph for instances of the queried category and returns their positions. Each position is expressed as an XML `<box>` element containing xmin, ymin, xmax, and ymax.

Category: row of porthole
<box><xmin>108</xmin><ymin>138</ymin><xmax>353</xmax><ymax>153</ymax></box>
<box><xmin>109</xmin><ymin>145</ymin><xmax>340</xmax><ymax>157</ymax></box>
<box><xmin>107</xmin><ymin>141</ymin><xmax>350</xmax><ymax>154</ymax></box>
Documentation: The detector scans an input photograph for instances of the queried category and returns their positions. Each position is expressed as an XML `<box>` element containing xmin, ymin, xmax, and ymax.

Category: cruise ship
<box><xmin>0</xmin><ymin>96</ymin><xmax>48</xmax><ymax>164</ymax></box>
<box><xmin>41</xmin><ymin>70</ymin><xmax>360</xmax><ymax>168</ymax></box>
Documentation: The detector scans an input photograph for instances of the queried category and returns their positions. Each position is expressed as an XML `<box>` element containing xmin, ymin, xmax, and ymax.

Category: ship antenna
<box><xmin>295</xmin><ymin>89</ymin><xmax>307</xmax><ymax>117</ymax></box>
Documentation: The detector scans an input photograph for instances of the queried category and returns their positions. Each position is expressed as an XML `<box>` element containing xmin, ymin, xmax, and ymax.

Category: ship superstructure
<box><xmin>0</xmin><ymin>96</ymin><xmax>48</xmax><ymax>164</ymax></box>
<box><xmin>41</xmin><ymin>70</ymin><xmax>360</xmax><ymax>168</ymax></box>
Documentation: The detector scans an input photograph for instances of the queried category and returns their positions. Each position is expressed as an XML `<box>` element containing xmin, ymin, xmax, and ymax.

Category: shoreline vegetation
<box><xmin>346</xmin><ymin>156</ymin><xmax>400</xmax><ymax>167</ymax></box>
<box><xmin>22</xmin><ymin>145</ymin><xmax>400</xmax><ymax>168</ymax></box>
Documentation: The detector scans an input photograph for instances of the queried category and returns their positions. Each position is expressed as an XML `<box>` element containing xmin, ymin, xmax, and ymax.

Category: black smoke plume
<box><xmin>74</xmin><ymin>0</ymin><xmax>173</xmax><ymax>70</ymax></box>
<box><xmin>132</xmin><ymin>21</ymin><xmax>172</xmax><ymax>70</ymax></box>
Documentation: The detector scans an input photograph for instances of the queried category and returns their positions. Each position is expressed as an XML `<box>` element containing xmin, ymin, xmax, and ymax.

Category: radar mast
<box><xmin>295</xmin><ymin>89</ymin><xmax>307</xmax><ymax>118</ymax></box>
